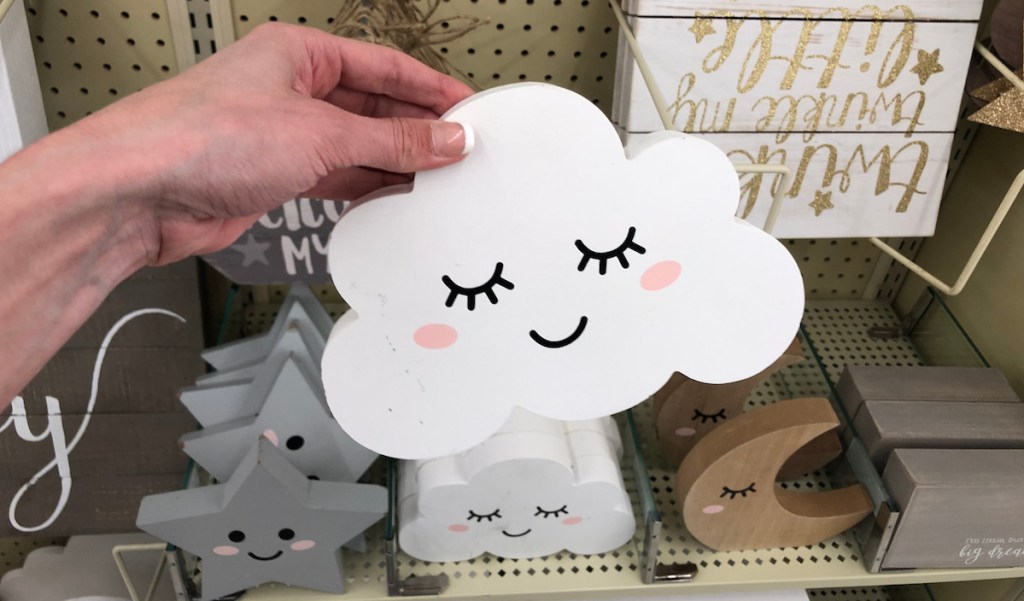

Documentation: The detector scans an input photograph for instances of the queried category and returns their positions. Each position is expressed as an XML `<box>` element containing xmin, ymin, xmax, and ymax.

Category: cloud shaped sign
<box><xmin>323</xmin><ymin>83</ymin><xmax>804</xmax><ymax>459</ymax></box>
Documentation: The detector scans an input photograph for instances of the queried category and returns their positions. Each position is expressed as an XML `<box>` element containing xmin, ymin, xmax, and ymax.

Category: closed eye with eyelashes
<box><xmin>575</xmin><ymin>226</ymin><xmax>646</xmax><ymax>274</ymax></box>
<box><xmin>720</xmin><ymin>483</ymin><xmax>757</xmax><ymax>499</ymax></box>
<box><xmin>442</xmin><ymin>262</ymin><xmax>515</xmax><ymax>310</ymax></box>
<box><xmin>692</xmin><ymin>408</ymin><xmax>727</xmax><ymax>424</ymax></box>
<box><xmin>467</xmin><ymin>509</ymin><xmax>502</xmax><ymax>522</ymax></box>
<box><xmin>534</xmin><ymin>504</ymin><xmax>568</xmax><ymax>518</ymax></box>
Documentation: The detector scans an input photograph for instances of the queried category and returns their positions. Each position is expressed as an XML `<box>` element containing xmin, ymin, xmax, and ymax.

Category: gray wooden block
<box><xmin>0</xmin><ymin>473</ymin><xmax>184</xmax><ymax>536</ymax></box>
<box><xmin>837</xmin><ymin>366</ymin><xmax>1020</xmax><ymax>422</ymax></box>
<box><xmin>882</xmin><ymin>448</ymin><xmax>1024</xmax><ymax>569</ymax></box>
<box><xmin>0</xmin><ymin>413</ymin><xmax>195</xmax><ymax>478</ymax></box>
<box><xmin>855</xmin><ymin>400</ymin><xmax>1024</xmax><ymax>469</ymax></box>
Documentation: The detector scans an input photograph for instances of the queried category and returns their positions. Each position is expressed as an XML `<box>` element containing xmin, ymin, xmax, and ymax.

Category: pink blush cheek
<box><xmin>448</xmin><ymin>524</ymin><xmax>469</xmax><ymax>532</ymax></box>
<box><xmin>212</xmin><ymin>545</ymin><xmax>239</xmax><ymax>556</ymax></box>
<box><xmin>414</xmin><ymin>324</ymin><xmax>458</xmax><ymax>349</ymax></box>
<box><xmin>703</xmin><ymin>505</ymin><xmax>725</xmax><ymax>515</ymax></box>
<box><xmin>262</xmin><ymin>429</ymin><xmax>279</xmax><ymax>446</ymax></box>
<box><xmin>675</xmin><ymin>427</ymin><xmax>696</xmax><ymax>437</ymax></box>
<box><xmin>641</xmin><ymin>260</ymin><xmax>681</xmax><ymax>291</ymax></box>
<box><xmin>562</xmin><ymin>517</ymin><xmax>583</xmax><ymax>526</ymax></box>
<box><xmin>291</xmin><ymin>540</ymin><xmax>316</xmax><ymax>551</ymax></box>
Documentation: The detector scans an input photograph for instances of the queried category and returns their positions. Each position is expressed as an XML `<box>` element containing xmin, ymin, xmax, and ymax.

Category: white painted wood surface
<box><xmin>0</xmin><ymin>0</ymin><xmax>47</xmax><ymax>162</ymax></box>
<box><xmin>619</xmin><ymin>17</ymin><xmax>977</xmax><ymax>134</ymax></box>
<box><xmin>621</xmin><ymin>0</ymin><xmax>983</xmax><ymax>21</ymax></box>
<box><xmin>323</xmin><ymin>83</ymin><xmax>804</xmax><ymax>459</ymax></box>
<box><xmin>621</xmin><ymin>130</ymin><xmax>952</xmax><ymax>238</ymax></box>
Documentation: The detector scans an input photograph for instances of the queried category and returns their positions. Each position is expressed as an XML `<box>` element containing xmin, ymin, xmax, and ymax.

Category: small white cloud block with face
<box><xmin>398</xmin><ymin>409</ymin><xmax>634</xmax><ymax>561</ymax></box>
<box><xmin>323</xmin><ymin>82</ymin><xmax>805</xmax><ymax>459</ymax></box>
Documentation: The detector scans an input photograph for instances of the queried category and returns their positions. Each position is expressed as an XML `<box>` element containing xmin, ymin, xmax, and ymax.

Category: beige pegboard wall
<box><xmin>24</xmin><ymin>0</ymin><xmax>193</xmax><ymax>129</ymax></box>
<box><xmin>212</xmin><ymin>0</ymin><xmax>618</xmax><ymax>114</ymax></box>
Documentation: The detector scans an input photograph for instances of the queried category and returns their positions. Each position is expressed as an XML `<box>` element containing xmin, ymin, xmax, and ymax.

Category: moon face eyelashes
<box><xmin>443</xmin><ymin>263</ymin><xmax>515</xmax><ymax>310</ymax></box>
<box><xmin>575</xmin><ymin>227</ymin><xmax>647</xmax><ymax>275</ymax></box>
<box><xmin>692</xmin><ymin>408</ymin><xmax>727</xmax><ymax>424</ymax></box>
<box><xmin>720</xmin><ymin>483</ymin><xmax>757</xmax><ymax>500</ymax></box>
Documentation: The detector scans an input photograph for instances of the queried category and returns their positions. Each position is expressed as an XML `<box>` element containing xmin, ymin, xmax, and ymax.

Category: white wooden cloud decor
<box><xmin>398</xmin><ymin>409</ymin><xmax>634</xmax><ymax>561</ymax></box>
<box><xmin>323</xmin><ymin>83</ymin><xmax>805</xmax><ymax>459</ymax></box>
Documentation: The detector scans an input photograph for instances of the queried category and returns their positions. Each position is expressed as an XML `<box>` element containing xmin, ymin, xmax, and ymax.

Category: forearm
<box><xmin>0</xmin><ymin>124</ymin><xmax>157</xmax><ymax>406</ymax></box>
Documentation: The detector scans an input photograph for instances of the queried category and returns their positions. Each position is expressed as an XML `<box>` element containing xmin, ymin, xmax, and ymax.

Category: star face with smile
<box><xmin>137</xmin><ymin>439</ymin><xmax>387</xmax><ymax>599</ymax></box>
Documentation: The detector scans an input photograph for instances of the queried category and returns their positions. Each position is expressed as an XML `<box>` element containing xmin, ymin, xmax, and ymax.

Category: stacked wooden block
<box><xmin>836</xmin><ymin>366</ymin><xmax>1024</xmax><ymax>569</ymax></box>
<box><xmin>612</xmin><ymin>0</ymin><xmax>982</xmax><ymax>237</ymax></box>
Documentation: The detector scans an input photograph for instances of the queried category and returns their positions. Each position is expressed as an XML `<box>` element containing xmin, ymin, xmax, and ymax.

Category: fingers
<box><xmin>297</xmin><ymin>25</ymin><xmax>474</xmax><ymax>114</ymax></box>
<box><xmin>316</xmin><ymin>104</ymin><xmax>473</xmax><ymax>174</ymax></box>
<box><xmin>304</xmin><ymin>167</ymin><xmax>412</xmax><ymax>201</ymax></box>
<box><xmin>324</xmin><ymin>87</ymin><xmax>440</xmax><ymax>120</ymax></box>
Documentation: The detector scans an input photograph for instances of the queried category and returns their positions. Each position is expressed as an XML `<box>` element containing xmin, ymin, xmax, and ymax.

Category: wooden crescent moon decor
<box><xmin>653</xmin><ymin>337</ymin><xmax>804</xmax><ymax>466</ymax></box>
<box><xmin>676</xmin><ymin>397</ymin><xmax>872</xmax><ymax>551</ymax></box>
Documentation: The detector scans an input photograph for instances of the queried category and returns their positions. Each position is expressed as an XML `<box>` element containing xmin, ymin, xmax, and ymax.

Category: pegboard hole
<box><xmin>120</xmin><ymin>11</ymin><xmax>130</xmax><ymax>18</ymax></box>
<box><xmin>161</xmin><ymin>65</ymin><xmax>171</xmax><ymax>72</ymax></box>
<box><xmin>573</xmin><ymin>51</ymin><xmax>581</xmax><ymax>57</ymax></box>
<box><xmin>42</xmin><ymin>61</ymin><xmax>51</xmax><ymax>69</ymax></box>
<box><xmin>151</xmin><ymin>12</ymin><xmax>161</xmax><ymax>20</ymax></box>
<box><xmin>57</xmin><ymin>111</ymin><xmax>66</xmax><ymax>118</ymax></box>
<box><xmin>577</xmin><ymin>26</ymin><xmax>586</xmax><ymax>32</ymax></box>
<box><xmin>66</xmin><ymin>36</ymin><xmax>76</xmax><ymax>44</ymax></box>
<box><xmin>132</xmin><ymin>64</ymin><xmax>142</xmax><ymax>71</ymax></box>
<box><xmin>551</xmin><ymin>25</ymin><xmax>559</xmax><ymax>31</ymax></box>
<box><xmin>79</xmin><ymin>88</ymin><xmax>89</xmax><ymax>95</ymax></box>
<box><xmin>240</xmin><ymin>14</ymin><xmax>249</xmax><ymax>21</ymax></box>
<box><xmin>494</xmin><ymin>49</ymin><xmax>502</xmax><ymax>55</ymax></box>
<box><xmin>523</xmin><ymin>24</ymin><xmax>532</xmax><ymax>31</ymax></box>
<box><xmin>298</xmin><ymin>16</ymin><xmax>308</xmax><ymax>24</ymax></box>
<box><xmin>521</xmin><ymin>49</ymin><xmax>529</xmax><ymax>56</ymax></box>
<box><xmin>157</xmin><ymin>39</ymin><xmax>166</xmax><ymax>47</ymax></box>
<box><xmin>73</xmin><ymin>62</ymin><xmax>82</xmax><ymax>70</ymax></box>
<box><xmin>109</xmin><ymin>89</ymin><xmax>118</xmax><ymax>96</ymax></box>
<box><xmin>49</xmin><ymin>87</ymin><xmax>58</xmax><ymax>94</ymax></box>
<box><xmin>570</xmin><ymin>75</ymin><xmax>578</xmax><ymax>82</ymax></box>
<box><xmin>35</xmin><ymin>35</ymin><xmax>43</xmax><ymax>42</ymax></box>
<box><xmin>102</xmin><ymin>63</ymin><xmax>112</xmax><ymax>71</ymax></box>
<box><xmin>544</xmin><ymin>74</ymin><xmax>553</xmax><ymax>80</ymax></box>
<box><xmin>518</xmin><ymin>74</ymin><xmax>527</xmax><ymax>80</ymax></box>
<box><xmin>547</xmin><ymin>50</ymin><xmax>556</xmax><ymax>56</ymax></box>
<box><xmin>600</xmin><ymin>51</ymin><xmax>608</xmax><ymax>58</ymax></box>
<box><xmin>492</xmin><ymin>73</ymin><xmax>500</xmax><ymax>80</ymax></box>
<box><xmin>496</xmin><ymin>23</ymin><xmax>505</xmax><ymax>30</ymax></box>
<box><xmin>97</xmin><ymin>37</ymin><xmax>106</xmax><ymax>45</ymax></box>
<box><xmin>467</xmin><ymin>48</ymin><xmax>476</xmax><ymax>54</ymax></box>
<box><xmin>127</xmin><ymin>38</ymin><xmax>136</xmax><ymax>46</ymax></box>
<box><xmin>269</xmin><ymin>15</ymin><xmax>278</xmax><ymax>21</ymax></box>
<box><xmin>89</xmin><ymin>10</ymin><xmax>99</xmax><ymax>18</ymax></box>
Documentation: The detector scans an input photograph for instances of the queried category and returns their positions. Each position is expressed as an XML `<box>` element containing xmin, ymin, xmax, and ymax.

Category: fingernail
<box><xmin>431</xmin><ymin>121</ymin><xmax>473</xmax><ymax>158</ymax></box>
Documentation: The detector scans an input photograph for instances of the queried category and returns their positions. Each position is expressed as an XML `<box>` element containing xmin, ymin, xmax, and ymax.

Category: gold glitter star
<box><xmin>809</xmin><ymin>190</ymin><xmax>834</xmax><ymax>216</ymax></box>
<box><xmin>910</xmin><ymin>48</ymin><xmax>944</xmax><ymax>85</ymax></box>
<box><xmin>689</xmin><ymin>16</ymin><xmax>716</xmax><ymax>44</ymax></box>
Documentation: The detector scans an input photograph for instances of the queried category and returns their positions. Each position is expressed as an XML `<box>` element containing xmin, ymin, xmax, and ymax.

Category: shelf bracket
<box><xmin>112</xmin><ymin>543</ymin><xmax>171</xmax><ymax>601</ymax></box>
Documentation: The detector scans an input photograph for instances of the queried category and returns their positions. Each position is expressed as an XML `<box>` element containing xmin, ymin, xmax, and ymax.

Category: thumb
<box><xmin>325</xmin><ymin>112</ymin><xmax>474</xmax><ymax>174</ymax></box>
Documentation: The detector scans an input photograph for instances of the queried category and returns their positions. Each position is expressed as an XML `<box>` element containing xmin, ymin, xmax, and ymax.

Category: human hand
<box><xmin>63</xmin><ymin>22</ymin><xmax>476</xmax><ymax>265</ymax></box>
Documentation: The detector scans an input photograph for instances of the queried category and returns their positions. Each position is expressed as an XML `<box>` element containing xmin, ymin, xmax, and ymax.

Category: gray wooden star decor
<box><xmin>137</xmin><ymin>438</ymin><xmax>386</xmax><ymax>600</ymax></box>
<box><xmin>201</xmin><ymin>284</ymin><xmax>332</xmax><ymax>371</ymax></box>
<box><xmin>180</xmin><ymin>353</ymin><xmax>377</xmax><ymax>482</ymax></box>
<box><xmin>180</xmin><ymin>324</ymin><xmax>323</xmax><ymax>427</ymax></box>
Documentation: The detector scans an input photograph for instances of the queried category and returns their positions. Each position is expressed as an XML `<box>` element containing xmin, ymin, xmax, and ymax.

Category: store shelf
<box><xmin>220</xmin><ymin>299</ymin><xmax>1024</xmax><ymax>600</ymax></box>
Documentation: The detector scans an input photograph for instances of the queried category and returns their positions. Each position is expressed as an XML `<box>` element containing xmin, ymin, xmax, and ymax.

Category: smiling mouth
<box><xmin>501</xmin><ymin>529</ymin><xmax>532</xmax><ymax>538</ymax></box>
<box><xmin>247</xmin><ymin>550</ymin><xmax>283</xmax><ymax>561</ymax></box>
<box><xmin>529</xmin><ymin>316</ymin><xmax>588</xmax><ymax>348</ymax></box>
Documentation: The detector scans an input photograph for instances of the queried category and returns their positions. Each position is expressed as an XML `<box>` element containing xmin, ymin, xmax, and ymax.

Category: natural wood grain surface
<box><xmin>653</xmin><ymin>337</ymin><xmax>802</xmax><ymax>466</ymax></box>
<box><xmin>677</xmin><ymin>397</ymin><xmax>872</xmax><ymax>551</ymax></box>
